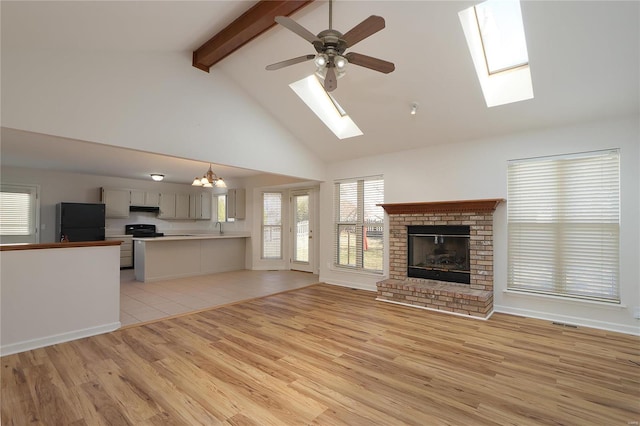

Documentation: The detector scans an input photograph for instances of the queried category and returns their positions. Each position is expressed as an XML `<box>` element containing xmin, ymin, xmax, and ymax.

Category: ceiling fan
<box><xmin>265</xmin><ymin>0</ymin><xmax>395</xmax><ymax>92</ymax></box>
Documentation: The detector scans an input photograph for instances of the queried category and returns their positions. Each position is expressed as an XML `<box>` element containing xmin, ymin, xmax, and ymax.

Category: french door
<box><xmin>290</xmin><ymin>190</ymin><xmax>316</xmax><ymax>273</ymax></box>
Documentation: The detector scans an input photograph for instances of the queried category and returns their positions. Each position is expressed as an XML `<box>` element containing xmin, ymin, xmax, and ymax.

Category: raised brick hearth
<box><xmin>377</xmin><ymin>199</ymin><xmax>503</xmax><ymax>319</ymax></box>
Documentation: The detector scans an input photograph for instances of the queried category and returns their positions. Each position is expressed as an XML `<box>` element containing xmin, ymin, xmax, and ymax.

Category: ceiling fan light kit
<box><xmin>266</xmin><ymin>0</ymin><xmax>395</xmax><ymax>92</ymax></box>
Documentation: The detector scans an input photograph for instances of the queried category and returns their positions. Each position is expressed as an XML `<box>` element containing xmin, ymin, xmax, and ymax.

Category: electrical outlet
<box><xmin>634</xmin><ymin>307</ymin><xmax>640</xmax><ymax>320</ymax></box>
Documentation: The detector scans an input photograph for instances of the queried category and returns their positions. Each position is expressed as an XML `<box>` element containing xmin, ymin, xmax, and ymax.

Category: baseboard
<box><xmin>494</xmin><ymin>304</ymin><xmax>640</xmax><ymax>336</ymax></box>
<box><xmin>0</xmin><ymin>322</ymin><xmax>121</xmax><ymax>356</ymax></box>
<box><xmin>323</xmin><ymin>279</ymin><xmax>377</xmax><ymax>292</ymax></box>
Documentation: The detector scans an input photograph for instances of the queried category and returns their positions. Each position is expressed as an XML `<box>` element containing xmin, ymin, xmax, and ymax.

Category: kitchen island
<box><xmin>133</xmin><ymin>233</ymin><xmax>250</xmax><ymax>282</ymax></box>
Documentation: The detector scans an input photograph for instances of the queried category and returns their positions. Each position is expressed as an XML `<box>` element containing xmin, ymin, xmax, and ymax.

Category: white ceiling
<box><xmin>1</xmin><ymin>1</ymin><xmax>638</xmax><ymax>181</ymax></box>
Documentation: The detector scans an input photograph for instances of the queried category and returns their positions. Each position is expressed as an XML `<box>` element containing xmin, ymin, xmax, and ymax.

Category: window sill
<box><xmin>503</xmin><ymin>289</ymin><xmax>626</xmax><ymax>309</ymax></box>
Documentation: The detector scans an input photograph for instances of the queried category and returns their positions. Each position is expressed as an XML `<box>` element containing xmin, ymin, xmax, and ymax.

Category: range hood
<box><xmin>129</xmin><ymin>205</ymin><xmax>160</xmax><ymax>213</ymax></box>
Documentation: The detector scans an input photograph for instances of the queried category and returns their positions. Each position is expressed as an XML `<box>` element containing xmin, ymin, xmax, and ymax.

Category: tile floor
<box><xmin>119</xmin><ymin>269</ymin><xmax>320</xmax><ymax>327</ymax></box>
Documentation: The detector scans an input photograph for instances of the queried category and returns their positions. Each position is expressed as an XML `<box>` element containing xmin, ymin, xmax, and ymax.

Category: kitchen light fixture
<box><xmin>150</xmin><ymin>174</ymin><xmax>164</xmax><ymax>181</ymax></box>
<box><xmin>289</xmin><ymin>75</ymin><xmax>363</xmax><ymax>139</ymax></box>
<box><xmin>410</xmin><ymin>103</ymin><xmax>418</xmax><ymax>115</ymax></box>
<box><xmin>192</xmin><ymin>164</ymin><xmax>226</xmax><ymax>188</ymax></box>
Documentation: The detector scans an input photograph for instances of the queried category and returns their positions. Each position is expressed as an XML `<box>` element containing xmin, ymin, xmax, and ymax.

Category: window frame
<box><xmin>261</xmin><ymin>191</ymin><xmax>283</xmax><ymax>260</ymax></box>
<box><xmin>0</xmin><ymin>183</ymin><xmax>40</xmax><ymax>244</ymax></box>
<box><xmin>334</xmin><ymin>176</ymin><xmax>384</xmax><ymax>274</ymax></box>
<box><xmin>507</xmin><ymin>149</ymin><xmax>620</xmax><ymax>303</ymax></box>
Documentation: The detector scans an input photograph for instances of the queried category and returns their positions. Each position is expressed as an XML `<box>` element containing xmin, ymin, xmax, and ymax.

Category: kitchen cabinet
<box><xmin>101</xmin><ymin>188</ymin><xmax>130</xmax><ymax>218</ymax></box>
<box><xmin>175</xmin><ymin>193</ymin><xmax>190</xmax><ymax>219</ymax></box>
<box><xmin>158</xmin><ymin>192</ymin><xmax>176</xmax><ymax>218</ymax></box>
<box><xmin>106</xmin><ymin>235</ymin><xmax>133</xmax><ymax>268</ymax></box>
<box><xmin>130</xmin><ymin>190</ymin><xmax>160</xmax><ymax>207</ymax></box>
<box><xmin>227</xmin><ymin>188</ymin><xmax>246</xmax><ymax>220</ymax></box>
<box><xmin>189</xmin><ymin>192</ymin><xmax>212</xmax><ymax>220</ymax></box>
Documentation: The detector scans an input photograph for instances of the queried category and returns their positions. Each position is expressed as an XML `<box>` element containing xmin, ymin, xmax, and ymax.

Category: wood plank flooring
<box><xmin>2</xmin><ymin>283</ymin><xmax>639</xmax><ymax>425</ymax></box>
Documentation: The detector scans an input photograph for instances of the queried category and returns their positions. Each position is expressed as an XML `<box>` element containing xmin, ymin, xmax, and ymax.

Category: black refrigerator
<box><xmin>56</xmin><ymin>202</ymin><xmax>106</xmax><ymax>242</ymax></box>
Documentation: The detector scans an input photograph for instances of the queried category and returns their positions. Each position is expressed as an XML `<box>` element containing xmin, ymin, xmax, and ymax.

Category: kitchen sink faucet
<box><xmin>215</xmin><ymin>221</ymin><xmax>224</xmax><ymax>235</ymax></box>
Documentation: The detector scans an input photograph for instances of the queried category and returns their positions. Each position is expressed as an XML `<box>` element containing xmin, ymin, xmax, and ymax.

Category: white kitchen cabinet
<box><xmin>189</xmin><ymin>192</ymin><xmax>212</xmax><ymax>220</ymax></box>
<box><xmin>106</xmin><ymin>235</ymin><xmax>133</xmax><ymax>268</ymax></box>
<box><xmin>130</xmin><ymin>190</ymin><xmax>160</xmax><ymax>207</ymax></box>
<box><xmin>158</xmin><ymin>192</ymin><xmax>176</xmax><ymax>218</ymax></box>
<box><xmin>101</xmin><ymin>188</ymin><xmax>130</xmax><ymax>218</ymax></box>
<box><xmin>227</xmin><ymin>188</ymin><xmax>246</xmax><ymax>219</ymax></box>
<box><xmin>175</xmin><ymin>193</ymin><xmax>190</xmax><ymax>219</ymax></box>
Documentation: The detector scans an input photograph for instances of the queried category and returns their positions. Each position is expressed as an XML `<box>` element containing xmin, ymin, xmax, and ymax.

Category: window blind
<box><xmin>0</xmin><ymin>184</ymin><xmax>39</xmax><ymax>244</ymax></box>
<box><xmin>334</xmin><ymin>176</ymin><xmax>384</xmax><ymax>272</ymax></box>
<box><xmin>262</xmin><ymin>192</ymin><xmax>282</xmax><ymax>259</ymax></box>
<box><xmin>507</xmin><ymin>149</ymin><xmax>620</xmax><ymax>302</ymax></box>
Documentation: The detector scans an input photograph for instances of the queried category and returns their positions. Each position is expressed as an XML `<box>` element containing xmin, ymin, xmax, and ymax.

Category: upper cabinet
<box><xmin>101</xmin><ymin>188</ymin><xmax>130</xmax><ymax>218</ymax></box>
<box><xmin>130</xmin><ymin>190</ymin><xmax>160</xmax><ymax>207</ymax></box>
<box><xmin>190</xmin><ymin>192</ymin><xmax>212</xmax><ymax>220</ymax></box>
<box><xmin>102</xmin><ymin>187</ymin><xmax>215</xmax><ymax>220</ymax></box>
<box><xmin>158</xmin><ymin>192</ymin><xmax>177</xmax><ymax>219</ymax></box>
<box><xmin>227</xmin><ymin>188</ymin><xmax>246</xmax><ymax>220</ymax></box>
<box><xmin>175</xmin><ymin>193</ymin><xmax>191</xmax><ymax>219</ymax></box>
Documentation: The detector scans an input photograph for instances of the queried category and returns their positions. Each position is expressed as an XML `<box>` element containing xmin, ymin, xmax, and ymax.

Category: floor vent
<box><xmin>552</xmin><ymin>322</ymin><xmax>578</xmax><ymax>328</ymax></box>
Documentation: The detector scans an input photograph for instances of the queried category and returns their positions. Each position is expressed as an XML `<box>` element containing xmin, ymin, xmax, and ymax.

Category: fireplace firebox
<box><xmin>407</xmin><ymin>225</ymin><xmax>470</xmax><ymax>284</ymax></box>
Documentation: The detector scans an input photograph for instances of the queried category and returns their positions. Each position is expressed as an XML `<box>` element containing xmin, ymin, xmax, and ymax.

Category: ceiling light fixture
<box><xmin>410</xmin><ymin>103</ymin><xmax>418</xmax><ymax>115</ymax></box>
<box><xmin>289</xmin><ymin>75</ymin><xmax>363</xmax><ymax>139</ymax></box>
<box><xmin>150</xmin><ymin>174</ymin><xmax>164</xmax><ymax>182</ymax></box>
<box><xmin>192</xmin><ymin>164</ymin><xmax>226</xmax><ymax>188</ymax></box>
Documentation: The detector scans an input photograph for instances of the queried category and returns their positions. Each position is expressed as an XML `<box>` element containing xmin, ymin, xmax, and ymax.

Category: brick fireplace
<box><xmin>376</xmin><ymin>199</ymin><xmax>503</xmax><ymax>319</ymax></box>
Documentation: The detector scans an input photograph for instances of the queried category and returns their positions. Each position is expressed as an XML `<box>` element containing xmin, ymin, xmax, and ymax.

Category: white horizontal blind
<box><xmin>262</xmin><ymin>192</ymin><xmax>282</xmax><ymax>259</ymax></box>
<box><xmin>507</xmin><ymin>150</ymin><xmax>620</xmax><ymax>302</ymax></box>
<box><xmin>0</xmin><ymin>184</ymin><xmax>39</xmax><ymax>244</ymax></box>
<box><xmin>334</xmin><ymin>176</ymin><xmax>384</xmax><ymax>272</ymax></box>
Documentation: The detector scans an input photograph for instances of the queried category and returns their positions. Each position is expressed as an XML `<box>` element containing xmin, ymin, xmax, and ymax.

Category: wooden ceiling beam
<box><xmin>193</xmin><ymin>0</ymin><xmax>315</xmax><ymax>72</ymax></box>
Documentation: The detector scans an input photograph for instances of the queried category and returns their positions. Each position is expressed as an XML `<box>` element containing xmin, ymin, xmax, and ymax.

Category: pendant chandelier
<box><xmin>192</xmin><ymin>164</ymin><xmax>226</xmax><ymax>188</ymax></box>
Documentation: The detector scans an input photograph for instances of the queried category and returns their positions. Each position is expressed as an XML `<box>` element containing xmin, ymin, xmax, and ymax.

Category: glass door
<box><xmin>290</xmin><ymin>191</ymin><xmax>315</xmax><ymax>273</ymax></box>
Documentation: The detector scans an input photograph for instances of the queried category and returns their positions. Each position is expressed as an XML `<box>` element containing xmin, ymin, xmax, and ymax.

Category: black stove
<box><xmin>125</xmin><ymin>224</ymin><xmax>164</xmax><ymax>238</ymax></box>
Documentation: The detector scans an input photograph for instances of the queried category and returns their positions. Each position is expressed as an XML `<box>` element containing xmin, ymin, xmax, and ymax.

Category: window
<box><xmin>262</xmin><ymin>192</ymin><xmax>282</xmax><ymax>259</ymax></box>
<box><xmin>0</xmin><ymin>184</ymin><xmax>40</xmax><ymax>244</ymax></box>
<box><xmin>334</xmin><ymin>176</ymin><xmax>384</xmax><ymax>272</ymax></box>
<box><xmin>507</xmin><ymin>150</ymin><xmax>620</xmax><ymax>302</ymax></box>
<box><xmin>214</xmin><ymin>194</ymin><xmax>234</xmax><ymax>222</ymax></box>
<box><xmin>474</xmin><ymin>0</ymin><xmax>529</xmax><ymax>74</ymax></box>
<box><xmin>459</xmin><ymin>0</ymin><xmax>533</xmax><ymax>107</ymax></box>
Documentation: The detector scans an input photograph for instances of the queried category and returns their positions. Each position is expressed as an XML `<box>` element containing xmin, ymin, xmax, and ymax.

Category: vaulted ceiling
<box><xmin>1</xmin><ymin>1</ymin><xmax>638</xmax><ymax>182</ymax></box>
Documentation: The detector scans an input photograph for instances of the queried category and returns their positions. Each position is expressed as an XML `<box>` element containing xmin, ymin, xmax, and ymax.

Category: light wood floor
<box><xmin>2</xmin><ymin>284</ymin><xmax>639</xmax><ymax>425</ymax></box>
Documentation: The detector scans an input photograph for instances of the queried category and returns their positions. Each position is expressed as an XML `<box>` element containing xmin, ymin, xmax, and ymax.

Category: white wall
<box><xmin>319</xmin><ymin>116</ymin><xmax>640</xmax><ymax>335</ymax></box>
<box><xmin>0</xmin><ymin>166</ymin><xmax>249</xmax><ymax>243</ymax></box>
<box><xmin>1</xmin><ymin>49</ymin><xmax>326</xmax><ymax>182</ymax></box>
<box><xmin>1</xmin><ymin>244</ymin><xmax>121</xmax><ymax>355</ymax></box>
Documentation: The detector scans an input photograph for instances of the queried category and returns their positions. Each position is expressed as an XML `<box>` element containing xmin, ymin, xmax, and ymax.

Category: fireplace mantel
<box><xmin>378</xmin><ymin>199</ymin><xmax>504</xmax><ymax>215</ymax></box>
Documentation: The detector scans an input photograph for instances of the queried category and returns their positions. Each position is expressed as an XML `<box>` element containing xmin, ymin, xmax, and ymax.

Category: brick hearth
<box><xmin>377</xmin><ymin>199</ymin><xmax>503</xmax><ymax>319</ymax></box>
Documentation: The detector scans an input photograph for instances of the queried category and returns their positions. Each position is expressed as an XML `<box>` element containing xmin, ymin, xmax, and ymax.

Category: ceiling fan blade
<box><xmin>324</xmin><ymin>67</ymin><xmax>338</xmax><ymax>92</ymax></box>
<box><xmin>266</xmin><ymin>54</ymin><xmax>315</xmax><ymax>71</ymax></box>
<box><xmin>275</xmin><ymin>16</ymin><xmax>321</xmax><ymax>45</ymax></box>
<box><xmin>342</xmin><ymin>15</ymin><xmax>385</xmax><ymax>48</ymax></box>
<box><xmin>345</xmin><ymin>52</ymin><xmax>395</xmax><ymax>74</ymax></box>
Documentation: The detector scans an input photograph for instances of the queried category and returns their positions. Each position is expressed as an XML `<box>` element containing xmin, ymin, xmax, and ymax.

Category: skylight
<box><xmin>459</xmin><ymin>0</ymin><xmax>534</xmax><ymax>107</ymax></box>
<box><xmin>475</xmin><ymin>0</ymin><xmax>529</xmax><ymax>74</ymax></box>
<box><xmin>289</xmin><ymin>75</ymin><xmax>363</xmax><ymax>140</ymax></box>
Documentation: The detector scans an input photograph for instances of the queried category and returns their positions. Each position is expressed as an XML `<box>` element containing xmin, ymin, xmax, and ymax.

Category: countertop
<box><xmin>132</xmin><ymin>232</ymin><xmax>250</xmax><ymax>242</ymax></box>
<box><xmin>0</xmin><ymin>240</ymin><xmax>122</xmax><ymax>251</ymax></box>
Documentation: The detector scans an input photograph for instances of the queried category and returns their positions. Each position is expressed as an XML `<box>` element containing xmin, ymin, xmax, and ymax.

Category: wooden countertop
<box><xmin>0</xmin><ymin>240</ymin><xmax>122</xmax><ymax>252</ymax></box>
